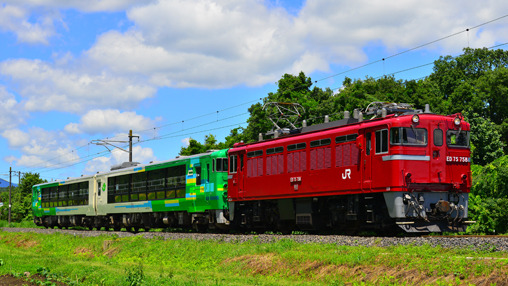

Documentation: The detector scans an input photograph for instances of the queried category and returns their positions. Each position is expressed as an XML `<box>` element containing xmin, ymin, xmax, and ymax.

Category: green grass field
<box><xmin>0</xmin><ymin>228</ymin><xmax>507</xmax><ymax>285</ymax></box>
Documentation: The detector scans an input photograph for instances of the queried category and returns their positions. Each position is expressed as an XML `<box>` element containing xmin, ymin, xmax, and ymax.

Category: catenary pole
<box><xmin>129</xmin><ymin>130</ymin><xmax>133</xmax><ymax>162</ymax></box>
<box><xmin>8</xmin><ymin>167</ymin><xmax>11</xmax><ymax>224</ymax></box>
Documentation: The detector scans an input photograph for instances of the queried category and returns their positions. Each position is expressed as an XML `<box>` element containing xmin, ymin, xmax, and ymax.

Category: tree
<box><xmin>467</xmin><ymin>156</ymin><xmax>508</xmax><ymax>234</ymax></box>
<box><xmin>0</xmin><ymin>173</ymin><xmax>45</xmax><ymax>222</ymax></box>
<box><xmin>426</xmin><ymin>48</ymin><xmax>508</xmax><ymax>151</ymax></box>
<box><xmin>465</xmin><ymin>112</ymin><xmax>506</xmax><ymax>166</ymax></box>
<box><xmin>428</xmin><ymin>48</ymin><xmax>508</xmax><ymax>116</ymax></box>
<box><xmin>179</xmin><ymin>134</ymin><xmax>223</xmax><ymax>156</ymax></box>
<box><xmin>239</xmin><ymin>72</ymin><xmax>337</xmax><ymax>143</ymax></box>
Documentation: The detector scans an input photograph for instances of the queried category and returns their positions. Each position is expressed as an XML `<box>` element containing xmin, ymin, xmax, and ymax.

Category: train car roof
<box><xmin>33</xmin><ymin>149</ymin><xmax>228</xmax><ymax>189</ymax></box>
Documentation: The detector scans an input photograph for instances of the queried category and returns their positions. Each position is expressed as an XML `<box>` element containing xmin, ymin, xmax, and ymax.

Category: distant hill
<box><xmin>0</xmin><ymin>178</ymin><xmax>17</xmax><ymax>188</ymax></box>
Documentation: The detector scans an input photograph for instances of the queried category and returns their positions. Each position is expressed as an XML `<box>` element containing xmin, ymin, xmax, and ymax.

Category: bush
<box><xmin>468</xmin><ymin>156</ymin><xmax>508</xmax><ymax>234</ymax></box>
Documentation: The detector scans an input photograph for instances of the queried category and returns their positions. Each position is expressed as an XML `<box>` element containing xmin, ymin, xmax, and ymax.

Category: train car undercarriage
<box><xmin>34</xmin><ymin>192</ymin><xmax>470</xmax><ymax>234</ymax></box>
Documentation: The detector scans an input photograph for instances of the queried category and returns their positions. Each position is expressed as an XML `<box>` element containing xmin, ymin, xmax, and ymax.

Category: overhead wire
<box><xmin>327</xmin><ymin>42</ymin><xmax>508</xmax><ymax>93</ymax></box>
<box><xmin>314</xmin><ymin>13</ymin><xmax>508</xmax><ymax>84</ymax></box>
<box><xmin>24</xmin><ymin>112</ymin><xmax>250</xmax><ymax>175</ymax></box>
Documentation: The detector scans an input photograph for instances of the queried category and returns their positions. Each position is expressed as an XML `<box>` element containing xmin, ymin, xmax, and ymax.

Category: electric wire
<box><xmin>23</xmin><ymin>112</ymin><xmax>249</xmax><ymax>175</ymax></box>
<box><xmin>314</xmin><ymin>13</ymin><xmax>508</xmax><ymax>84</ymax></box>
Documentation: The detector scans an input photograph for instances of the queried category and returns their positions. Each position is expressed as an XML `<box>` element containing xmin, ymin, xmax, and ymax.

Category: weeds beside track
<box><xmin>0</xmin><ymin>228</ymin><xmax>507</xmax><ymax>285</ymax></box>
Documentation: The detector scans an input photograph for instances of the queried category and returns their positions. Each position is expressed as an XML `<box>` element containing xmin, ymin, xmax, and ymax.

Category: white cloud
<box><xmin>0</xmin><ymin>86</ymin><xmax>25</xmax><ymax>129</ymax></box>
<box><xmin>2</xmin><ymin>0</ymin><xmax>156</xmax><ymax>13</ymax></box>
<box><xmin>84</xmin><ymin>145</ymin><xmax>156</xmax><ymax>174</ymax></box>
<box><xmin>64</xmin><ymin>109</ymin><xmax>156</xmax><ymax>135</ymax></box>
<box><xmin>2</xmin><ymin>0</ymin><xmax>506</xmax><ymax>101</ymax></box>
<box><xmin>81</xmin><ymin>0</ymin><xmax>508</xmax><ymax>89</ymax></box>
<box><xmin>0</xmin><ymin>59</ymin><xmax>156</xmax><ymax>113</ymax></box>
<box><xmin>86</xmin><ymin>0</ymin><xmax>299</xmax><ymax>88</ymax></box>
<box><xmin>295</xmin><ymin>0</ymin><xmax>508</xmax><ymax>56</ymax></box>
<box><xmin>181</xmin><ymin>137</ymin><xmax>191</xmax><ymax>147</ymax></box>
<box><xmin>0</xmin><ymin>4</ymin><xmax>57</xmax><ymax>44</ymax></box>
<box><xmin>0</xmin><ymin>1</ymin><xmax>154</xmax><ymax>45</ymax></box>
<box><xmin>2</xmin><ymin>129</ymin><xmax>29</xmax><ymax>147</ymax></box>
<box><xmin>3</xmin><ymin>127</ymin><xmax>79</xmax><ymax>169</ymax></box>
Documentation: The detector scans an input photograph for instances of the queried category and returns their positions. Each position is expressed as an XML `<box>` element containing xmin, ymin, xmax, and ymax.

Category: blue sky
<box><xmin>0</xmin><ymin>0</ymin><xmax>507</xmax><ymax>182</ymax></box>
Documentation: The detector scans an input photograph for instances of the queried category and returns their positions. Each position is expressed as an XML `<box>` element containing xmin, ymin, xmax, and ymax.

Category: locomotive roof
<box><xmin>231</xmin><ymin>112</ymin><xmax>468</xmax><ymax>151</ymax></box>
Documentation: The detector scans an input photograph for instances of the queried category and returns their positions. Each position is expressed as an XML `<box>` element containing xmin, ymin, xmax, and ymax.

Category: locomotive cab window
<box><xmin>366</xmin><ymin>133</ymin><xmax>371</xmax><ymax>155</ymax></box>
<box><xmin>214</xmin><ymin>158</ymin><xmax>228</xmax><ymax>172</ymax></box>
<box><xmin>229</xmin><ymin>155</ymin><xmax>238</xmax><ymax>173</ymax></box>
<box><xmin>390</xmin><ymin>127</ymin><xmax>427</xmax><ymax>146</ymax></box>
<box><xmin>375</xmin><ymin>129</ymin><xmax>388</xmax><ymax>154</ymax></box>
<box><xmin>446</xmin><ymin>130</ymin><xmax>470</xmax><ymax>148</ymax></box>
<box><xmin>434</xmin><ymin>129</ymin><xmax>443</xmax><ymax>146</ymax></box>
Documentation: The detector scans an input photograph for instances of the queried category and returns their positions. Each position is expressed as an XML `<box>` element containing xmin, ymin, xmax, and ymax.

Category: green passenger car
<box><xmin>32</xmin><ymin>149</ymin><xmax>230</xmax><ymax>231</ymax></box>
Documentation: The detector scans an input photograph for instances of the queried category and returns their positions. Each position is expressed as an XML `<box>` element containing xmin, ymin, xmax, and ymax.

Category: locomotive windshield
<box><xmin>446</xmin><ymin>130</ymin><xmax>470</xmax><ymax>148</ymax></box>
<box><xmin>390</xmin><ymin>127</ymin><xmax>427</xmax><ymax>146</ymax></box>
<box><xmin>214</xmin><ymin>158</ymin><xmax>228</xmax><ymax>172</ymax></box>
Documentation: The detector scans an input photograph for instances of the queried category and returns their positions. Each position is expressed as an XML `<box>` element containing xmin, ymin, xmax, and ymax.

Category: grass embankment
<box><xmin>0</xmin><ymin>230</ymin><xmax>507</xmax><ymax>286</ymax></box>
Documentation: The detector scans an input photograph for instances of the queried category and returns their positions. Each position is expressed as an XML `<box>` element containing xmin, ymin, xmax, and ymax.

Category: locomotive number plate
<box><xmin>446</xmin><ymin>156</ymin><xmax>470</xmax><ymax>163</ymax></box>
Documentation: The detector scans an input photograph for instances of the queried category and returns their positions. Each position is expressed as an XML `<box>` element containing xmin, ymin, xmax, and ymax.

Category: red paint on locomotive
<box><xmin>226</xmin><ymin>111</ymin><xmax>471</xmax><ymax>233</ymax></box>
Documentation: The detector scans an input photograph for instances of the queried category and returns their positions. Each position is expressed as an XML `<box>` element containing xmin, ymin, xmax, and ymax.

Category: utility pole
<box><xmin>129</xmin><ymin>130</ymin><xmax>139</xmax><ymax>162</ymax></box>
<box><xmin>8</xmin><ymin>167</ymin><xmax>11</xmax><ymax>224</ymax></box>
<box><xmin>91</xmin><ymin>130</ymin><xmax>140</xmax><ymax>162</ymax></box>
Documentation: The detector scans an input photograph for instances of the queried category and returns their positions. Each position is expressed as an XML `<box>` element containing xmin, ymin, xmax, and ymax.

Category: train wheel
<box><xmin>193</xmin><ymin>223</ymin><xmax>207</xmax><ymax>233</ymax></box>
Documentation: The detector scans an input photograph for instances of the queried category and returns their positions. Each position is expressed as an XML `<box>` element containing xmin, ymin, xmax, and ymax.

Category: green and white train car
<box><xmin>32</xmin><ymin>149</ymin><xmax>230</xmax><ymax>231</ymax></box>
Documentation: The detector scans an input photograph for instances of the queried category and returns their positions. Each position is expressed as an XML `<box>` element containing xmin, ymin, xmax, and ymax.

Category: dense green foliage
<box><xmin>0</xmin><ymin>173</ymin><xmax>45</xmax><ymax>223</ymax></box>
<box><xmin>468</xmin><ymin>156</ymin><xmax>508</xmax><ymax>234</ymax></box>
<box><xmin>465</xmin><ymin>113</ymin><xmax>505</xmax><ymax>165</ymax></box>
<box><xmin>179</xmin><ymin>134</ymin><xmax>225</xmax><ymax>156</ymax></box>
<box><xmin>0</xmin><ymin>232</ymin><xmax>506</xmax><ymax>285</ymax></box>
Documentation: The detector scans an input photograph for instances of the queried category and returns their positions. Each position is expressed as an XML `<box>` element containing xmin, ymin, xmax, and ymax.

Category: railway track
<box><xmin>2</xmin><ymin>227</ymin><xmax>508</xmax><ymax>252</ymax></box>
<box><xmin>423</xmin><ymin>234</ymin><xmax>508</xmax><ymax>238</ymax></box>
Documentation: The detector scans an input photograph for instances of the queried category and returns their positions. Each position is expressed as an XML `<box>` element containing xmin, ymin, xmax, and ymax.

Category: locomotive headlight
<box><xmin>412</xmin><ymin>114</ymin><xmax>420</xmax><ymax>124</ymax></box>
<box><xmin>454</xmin><ymin>116</ymin><xmax>461</xmax><ymax>126</ymax></box>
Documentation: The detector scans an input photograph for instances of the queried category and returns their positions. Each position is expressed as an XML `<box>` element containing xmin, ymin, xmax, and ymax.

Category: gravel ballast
<box><xmin>2</xmin><ymin>227</ymin><xmax>507</xmax><ymax>252</ymax></box>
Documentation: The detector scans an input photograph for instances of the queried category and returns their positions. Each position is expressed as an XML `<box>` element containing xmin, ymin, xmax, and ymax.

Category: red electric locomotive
<box><xmin>227</xmin><ymin>103</ymin><xmax>472</xmax><ymax>233</ymax></box>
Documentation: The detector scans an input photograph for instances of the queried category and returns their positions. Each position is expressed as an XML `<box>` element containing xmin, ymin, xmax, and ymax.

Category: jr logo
<box><xmin>342</xmin><ymin>169</ymin><xmax>351</xmax><ymax>179</ymax></box>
